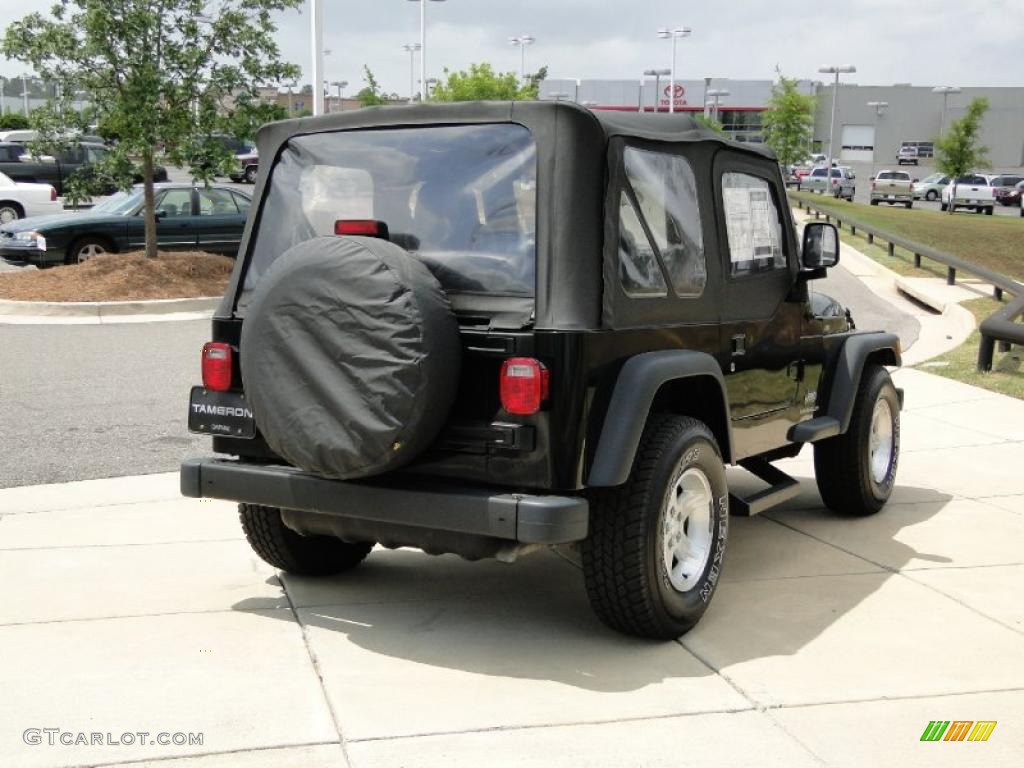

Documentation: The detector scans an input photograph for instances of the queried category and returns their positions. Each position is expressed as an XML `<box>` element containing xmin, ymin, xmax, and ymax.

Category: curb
<box><xmin>0</xmin><ymin>296</ymin><xmax>219</xmax><ymax>324</ymax></box>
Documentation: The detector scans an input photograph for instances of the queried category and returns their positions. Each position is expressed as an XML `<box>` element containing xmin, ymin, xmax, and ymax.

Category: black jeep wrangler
<box><xmin>182</xmin><ymin>102</ymin><xmax>902</xmax><ymax>640</ymax></box>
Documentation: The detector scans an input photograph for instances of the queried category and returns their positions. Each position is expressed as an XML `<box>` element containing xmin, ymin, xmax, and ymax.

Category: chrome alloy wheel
<box><xmin>76</xmin><ymin>242</ymin><xmax>106</xmax><ymax>263</ymax></box>
<box><xmin>0</xmin><ymin>205</ymin><xmax>19</xmax><ymax>224</ymax></box>
<box><xmin>661</xmin><ymin>466</ymin><xmax>714</xmax><ymax>592</ymax></box>
<box><xmin>869</xmin><ymin>397</ymin><xmax>895</xmax><ymax>484</ymax></box>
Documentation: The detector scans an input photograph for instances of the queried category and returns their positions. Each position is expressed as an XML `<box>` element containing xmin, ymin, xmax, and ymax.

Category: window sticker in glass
<box><xmin>618</xmin><ymin>192</ymin><xmax>667</xmax><ymax>297</ymax></box>
<box><xmin>623</xmin><ymin>147</ymin><xmax>706</xmax><ymax>297</ymax></box>
<box><xmin>722</xmin><ymin>173</ymin><xmax>785</xmax><ymax>276</ymax></box>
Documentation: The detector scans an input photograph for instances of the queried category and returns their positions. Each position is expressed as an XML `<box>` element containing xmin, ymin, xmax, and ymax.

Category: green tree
<box><xmin>935</xmin><ymin>97</ymin><xmax>990</xmax><ymax>213</ymax></box>
<box><xmin>520</xmin><ymin>65</ymin><xmax>548</xmax><ymax>101</ymax></box>
<box><xmin>431</xmin><ymin>62</ymin><xmax>538</xmax><ymax>102</ymax></box>
<box><xmin>0</xmin><ymin>112</ymin><xmax>30</xmax><ymax>130</ymax></box>
<box><xmin>694</xmin><ymin>114</ymin><xmax>725</xmax><ymax>135</ymax></box>
<box><xmin>762</xmin><ymin>71</ymin><xmax>816</xmax><ymax>168</ymax></box>
<box><xmin>356</xmin><ymin>65</ymin><xmax>387</xmax><ymax>107</ymax></box>
<box><xmin>2</xmin><ymin>0</ymin><xmax>300</xmax><ymax>258</ymax></box>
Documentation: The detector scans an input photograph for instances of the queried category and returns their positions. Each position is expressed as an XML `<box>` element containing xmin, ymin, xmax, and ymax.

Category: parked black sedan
<box><xmin>0</xmin><ymin>183</ymin><xmax>251</xmax><ymax>266</ymax></box>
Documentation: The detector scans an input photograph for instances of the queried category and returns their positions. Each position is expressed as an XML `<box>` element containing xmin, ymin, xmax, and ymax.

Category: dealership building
<box><xmin>539</xmin><ymin>78</ymin><xmax>1024</xmax><ymax>168</ymax></box>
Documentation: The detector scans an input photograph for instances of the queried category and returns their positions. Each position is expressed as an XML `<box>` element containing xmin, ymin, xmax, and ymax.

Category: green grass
<box><xmin>789</xmin><ymin>190</ymin><xmax>1024</xmax><ymax>283</ymax></box>
<box><xmin>914</xmin><ymin>297</ymin><xmax>1024</xmax><ymax>400</ymax></box>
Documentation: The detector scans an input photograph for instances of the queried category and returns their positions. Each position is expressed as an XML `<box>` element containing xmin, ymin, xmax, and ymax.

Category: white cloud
<box><xmin>3</xmin><ymin>0</ymin><xmax>1022</xmax><ymax>95</ymax></box>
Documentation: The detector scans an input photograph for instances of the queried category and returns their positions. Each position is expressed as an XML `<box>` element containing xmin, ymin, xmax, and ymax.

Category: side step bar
<box><xmin>729</xmin><ymin>458</ymin><xmax>802</xmax><ymax>517</ymax></box>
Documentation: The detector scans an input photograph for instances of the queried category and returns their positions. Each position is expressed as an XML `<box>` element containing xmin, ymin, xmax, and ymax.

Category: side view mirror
<box><xmin>913</xmin><ymin>178</ymin><xmax>919</xmax><ymax>183</ymax></box>
<box><xmin>868</xmin><ymin>176</ymin><xmax>875</xmax><ymax>181</ymax></box>
<box><xmin>802</xmin><ymin>222</ymin><xmax>839</xmax><ymax>270</ymax></box>
<box><xmin>154</xmin><ymin>209</ymin><xmax>167</xmax><ymax>221</ymax></box>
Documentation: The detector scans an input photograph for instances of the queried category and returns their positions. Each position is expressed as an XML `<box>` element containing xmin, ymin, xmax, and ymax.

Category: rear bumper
<box><xmin>180</xmin><ymin>458</ymin><xmax>589</xmax><ymax>545</ymax></box>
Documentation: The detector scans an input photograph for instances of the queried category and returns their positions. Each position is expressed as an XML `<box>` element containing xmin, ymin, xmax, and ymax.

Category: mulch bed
<box><xmin>0</xmin><ymin>251</ymin><xmax>234</xmax><ymax>302</ymax></box>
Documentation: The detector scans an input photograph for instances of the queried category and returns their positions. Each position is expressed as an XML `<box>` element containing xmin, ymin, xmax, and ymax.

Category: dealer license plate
<box><xmin>188</xmin><ymin>386</ymin><xmax>255</xmax><ymax>438</ymax></box>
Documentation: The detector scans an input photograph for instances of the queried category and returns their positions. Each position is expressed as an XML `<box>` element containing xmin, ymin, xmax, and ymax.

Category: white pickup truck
<box><xmin>941</xmin><ymin>173</ymin><xmax>995</xmax><ymax>215</ymax></box>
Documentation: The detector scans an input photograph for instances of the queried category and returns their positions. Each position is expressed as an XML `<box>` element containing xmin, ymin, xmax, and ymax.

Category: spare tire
<box><xmin>240</xmin><ymin>236</ymin><xmax>461</xmax><ymax>480</ymax></box>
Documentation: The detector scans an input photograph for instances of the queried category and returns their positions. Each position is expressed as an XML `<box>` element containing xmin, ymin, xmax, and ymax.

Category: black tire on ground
<box><xmin>239</xmin><ymin>503</ymin><xmax>372</xmax><ymax>576</ymax></box>
<box><xmin>243</xmin><ymin>165</ymin><xmax>258</xmax><ymax>184</ymax></box>
<box><xmin>940</xmin><ymin>203</ymin><xmax>949</xmax><ymax>212</ymax></box>
<box><xmin>581</xmin><ymin>415</ymin><xmax>729</xmax><ymax>640</ymax></box>
<box><xmin>0</xmin><ymin>201</ymin><xmax>24</xmax><ymax>224</ymax></box>
<box><xmin>905</xmin><ymin>201</ymin><xmax>913</xmax><ymax>209</ymax></box>
<box><xmin>65</xmin><ymin>236</ymin><xmax>113</xmax><ymax>265</ymax></box>
<box><xmin>925</xmin><ymin>190</ymin><xmax>938</xmax><ymax>201</ymax></box>
<box><xmin>985</xmin><ymin>207</ymin><xmax>994</xmax><ymax>215</ymax></box>
<box><xmin>870</xmin><ymin>199</ymin><xmax>879</xmax><ymax>206</ymax></box>
<box><xmin>814</xmin><ymin>364</ymin><xmax>900</xmax><ymax>516</ymax></box>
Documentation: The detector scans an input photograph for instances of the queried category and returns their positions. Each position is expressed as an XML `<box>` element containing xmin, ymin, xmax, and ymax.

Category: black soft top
<box><xmin>221</xmin><ymin>101</ymin><xmax>777</xmax><ymax>330</ymax></box>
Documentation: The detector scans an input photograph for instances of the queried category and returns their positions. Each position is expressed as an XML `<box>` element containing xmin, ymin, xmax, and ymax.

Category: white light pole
<box><xmin>508</xmin><ymin>35</ymin><xmax>535</xmax><ymax>83</ymax></box>
<box><xmin>818</xmin><ymin>65</ymin><xmax>856</xmax><ymax>175</ymax></box>
<box><xmin>407</xmin><ymin>0</ymin><xmax>447</xmax><ymax>102</ymax></box>
<box><xmin>308</xmin><ymin>0</ymin><xmax>326</xmax><ymax>115</ymax></box>
<box><xmin>0</xmin><ymin>76</ymin><xmax>6</xmax><ymax>115</ymax></box>
<box><xmin>932</xmin><ymin>85</ymin><xmax>961</xmax><ymax>137</ymax></box>
<box><xmin>21</xmin><ymin>73</ymin><xmax>30</xmax><ymax>115</ymax></box>
<box><xmin>643</xmin><ymin>68</ymin><xmax>669</xmax><ymax>112</ymax></box>
<box><xmin>656</xmin><ymin>27</ymin><xmax>691</xmax><ymax>113</ymax></box>
<box><xmin>402</xmin><ymin>43</ymin><xmax>422</xmax><ymax>102</ymax></box>
<box><xmin>331</xmin><ymin>80</ymin><xmax>348</xmax><ymax>112</ymax></box>
<box><xmin>706</xmin><ymin>88</ymin><xmax>729</xmax><ymax>122</ymax></box>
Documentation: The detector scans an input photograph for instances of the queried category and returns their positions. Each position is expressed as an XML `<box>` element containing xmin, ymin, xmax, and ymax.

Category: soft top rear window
<box><xmin>242</xmin><ymin>123</ymin><xmax>537</xmax><ymax>303</ymax></box>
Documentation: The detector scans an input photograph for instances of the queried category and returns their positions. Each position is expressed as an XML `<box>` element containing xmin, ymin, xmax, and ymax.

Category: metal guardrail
<box><xmin>790</xmin><ymin>194</ymin><xmax>1024</xmax><ymax>372</ymax></box>
<box><xmin>978</xmin><ymin>293</ymin><xmax>1024</xmax><ymax>371</ymax></box>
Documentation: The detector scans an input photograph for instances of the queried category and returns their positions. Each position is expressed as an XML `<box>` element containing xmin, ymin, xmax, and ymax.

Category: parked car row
<box><xmin>0</xmin><ymin>182</ymin><xmax>251</xmax><ymax>266</ymax></box>
<box><xmin>0</xmin><ymin>140</ymin><xmax>169</xmax><ymax>198</ymax></box>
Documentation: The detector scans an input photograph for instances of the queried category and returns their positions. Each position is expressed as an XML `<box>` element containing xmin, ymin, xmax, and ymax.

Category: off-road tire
<box><xmin>940</xmin><ymin>202</ymin><xmax>949</xmax><ymax>212</ymax></box>
<box><xmin>582</xmin><ymin>415</ymin><xmax>729</xmax><ymax>640</ymax></box>
<box><xmin>870</xmin><ymin>199</ymin><xmax>879</xmax><ymax>206</ymax></box>
<box><xmin>239</xmin><ymin>503</ymin><xmax>372</xmax><ymax>576</ymax></box>
<box><xmin>814</xmin><ymin>365</ymin><xmax>900</xmax><ymax>516</ymax></box>
<box><xmin>985</xmin><ymin>207</ymin><xmax>994</xmax><ymax>216</ymax></box>
<box><xmin>904</xmin><ymin>201</ymin><xmax>913</xmax><ymax>209</ymax></box>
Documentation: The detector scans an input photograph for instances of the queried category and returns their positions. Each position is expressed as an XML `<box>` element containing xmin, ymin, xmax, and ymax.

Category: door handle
<box><xmin>731</xmin><ymin>334</ymin><xmax>746</xmax><ymax>356</ymax></box>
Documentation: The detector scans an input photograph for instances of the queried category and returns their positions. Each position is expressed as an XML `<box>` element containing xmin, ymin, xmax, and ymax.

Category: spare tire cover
<box><xmin>240</xmin><ymin>236</ymin><xmax>461</xmax><ymax>480</ymax></box>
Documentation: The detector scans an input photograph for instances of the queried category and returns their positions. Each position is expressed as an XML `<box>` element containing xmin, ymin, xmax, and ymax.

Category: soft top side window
<box><xmin>616</xmin><ymin>146</ymin><xmax>707</xmax><ymax>299</ymax></box>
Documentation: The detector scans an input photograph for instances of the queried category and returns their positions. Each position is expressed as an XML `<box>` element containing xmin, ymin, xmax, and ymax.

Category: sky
<box><xmin>2</xmin><ymin>0</ymin><xmax>1022</xmax><ymax>98</ymax></box>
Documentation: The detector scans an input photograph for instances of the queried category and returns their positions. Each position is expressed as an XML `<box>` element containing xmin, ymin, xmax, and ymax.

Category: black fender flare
<box><xmin>587</xmin><ymin>350</ymin><xmax>733</xmax><ymax>487</ymax></box>
<box><xmin>825</xmin><ymin>332</ymin><xmax>902</xmax><ymax>433</ymax></box>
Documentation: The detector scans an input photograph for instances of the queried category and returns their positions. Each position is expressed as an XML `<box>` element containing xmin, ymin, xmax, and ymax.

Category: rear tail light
<box><xmin>49</xmin><ymin>186</ymin><xmax>57</xmax><ymax>201</ymax></box>
<box><xmin>500</xmin><ymin>357</ymin><xmax>550</xmax><ymax>416</ymax></box>
<box><xmin>202</xmin><ymin>342</ymin><xmax>233</xmax><ymax>391</ymax></box>
<box><xmin>334</xmin><ymin>219</ymin><xmax>390</xmax><ymax>239</ymax></box>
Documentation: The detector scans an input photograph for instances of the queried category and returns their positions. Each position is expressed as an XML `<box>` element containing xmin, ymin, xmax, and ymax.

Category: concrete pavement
<box><xmin>0</xmin><ymin>367</ymin><xmax>1021</xmax><ymax>767</ymax></box>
